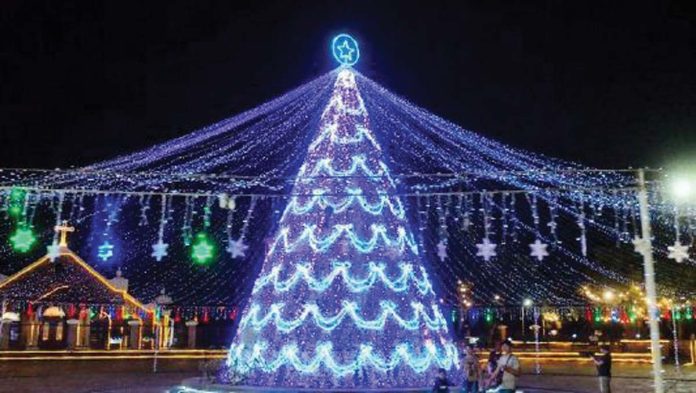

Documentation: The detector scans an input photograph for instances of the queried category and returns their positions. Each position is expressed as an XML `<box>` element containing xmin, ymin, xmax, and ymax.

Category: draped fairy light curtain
<box><xmin>0</xmin><ymin>69</ymin><xmax>693</xmax><ymax>309</ymax></box>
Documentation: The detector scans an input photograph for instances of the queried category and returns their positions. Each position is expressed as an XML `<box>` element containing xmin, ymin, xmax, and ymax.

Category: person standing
<box><xmin>593</xmin><ymin>345</ymin><xmax>612</xmax><ymax>393</ymax></box>
<box><xmin>461</xmin><ymin>344</ymin><xmax>480</xmax><ymax>393</ymax></box>
<box><xmin>432</xmin><ymin>367</ymin><xmax>452</xmax><ymax>392</ymax></box>
<box><xmin>488</xmin><ymin>341</ymin><xmax>520</xmax><ymax>393</ymax></box>
<box><xmin>481</xmin><ymin>349</ymin><xmax>500</xmax><ymax>391</ymax></box>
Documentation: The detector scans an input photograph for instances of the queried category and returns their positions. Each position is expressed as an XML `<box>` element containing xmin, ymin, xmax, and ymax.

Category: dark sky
<box><xmin>2</xmin><ymin>1</ymin><xmax>695</xmax><ymax>170</ymax></box>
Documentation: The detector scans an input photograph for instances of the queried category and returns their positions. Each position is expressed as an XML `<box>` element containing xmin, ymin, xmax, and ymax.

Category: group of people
<box><xmin>432</xmin><ymin>341</ymin><xmax>613</xmax><ymax>393</ymax></box>
<box><xmin>433</xmin><ymin>340</ymin><xmax>520</xmax><ymax>393</ymax></box>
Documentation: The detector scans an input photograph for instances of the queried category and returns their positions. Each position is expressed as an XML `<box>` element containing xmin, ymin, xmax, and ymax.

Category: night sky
<box><xmin>2</xmin><ymin>1</ymin><xmax>695</xmax><ymax>171</ymax></box>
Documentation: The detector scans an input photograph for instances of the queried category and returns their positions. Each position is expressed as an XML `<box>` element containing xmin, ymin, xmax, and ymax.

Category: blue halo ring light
<box><xmin>332</xmin><ymin>34</ymin><xmax>360</xmax><ymax>67</ymax></box>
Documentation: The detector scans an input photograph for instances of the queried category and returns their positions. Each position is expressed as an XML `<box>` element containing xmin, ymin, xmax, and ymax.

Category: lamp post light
<box><xmin>455</xmin><ymin>281</ymin><xmax>473</xmax><ymax>338</ymax></box>
<box><xmin>522</xmin><ymin>298</ymin><xmax>533</xmax><ymax>341</ymax></box>
<box><xmin>665</xmin><ymin>174</ymin><xmax>695</xmax><ymax>374</ymax></box>
<box><xmin>602</xmin><ymin>289</ymin><xmax>615</xmax><ymax>304</ymax></box>
<box><xmin>457</xmin><ymin>281</ymin><xmax>469</xmax><ymax>307</ymax></box>
<box><xmin>670</xmin><ymin>177</ymin><xmax>693</xmax><ymax>201</ymax></box>
<box><xmin>636</xmin><ymin>169</ymin><xmax>664</xmax><ymax>393</ymax></box>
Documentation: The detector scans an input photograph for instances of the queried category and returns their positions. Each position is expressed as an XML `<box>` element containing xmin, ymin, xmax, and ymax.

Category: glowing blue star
<box><xmin>337</xmin><ymin>40</ymin><xmax>354</xmax><ymax>62</ymax></box>
<box><xmin>151</xmin><ymin>239</ymin><xmax>169</xmax><ymax>262</ymax></box>
<box><xmin>331</xmin><ymin>34</ymin><xmax>360</xmax><ymax>66</ymax></box>
<box><xmin>47</xmin><ymin>241</ymin><xmax>61</xmax><ymax>262</ymax></box>
<box><xmin>98</xmin><ymin>241</ymin><xmax>114</xmax><ymax>261</ymax></box>
<box><xmin>227</xmin><ymin>238</ymin><xmax>249</xmax><ymax>259</ymax></box>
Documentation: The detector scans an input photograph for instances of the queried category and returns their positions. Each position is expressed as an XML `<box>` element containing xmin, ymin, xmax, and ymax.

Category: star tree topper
<box><xmin>331</xmin><ymin>34</ymin><xmax>360</xmax><ymax>67</ymax></box>
<box><xmin>476</xmin><ymin>237</ymin><xmax>497</xmax><ymax>262</ymax></box>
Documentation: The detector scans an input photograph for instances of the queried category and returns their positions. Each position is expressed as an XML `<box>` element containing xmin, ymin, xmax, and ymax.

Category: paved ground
<box><xmin>3</xmin><ymin>372</ymin><xmax>196</xmax><ymax>393</ymax></box>
<box><xmin>518</xmin><ymin>374</ymin><xmax>695</xmax><ymax>393</ymax></box>
<box><xmin>0</xmin><ymin>358</ymin><xmax>199</xmax><ymax>393</ymax></box>
<box><xmin>1</xmin><ymin>360</ymin><xmax>695</xmax><ymax>392</ymax></box>
<box><xmin>516</xmin><ymin>362</ymin><xmax>696</xmax><ymax>393</ymax></box>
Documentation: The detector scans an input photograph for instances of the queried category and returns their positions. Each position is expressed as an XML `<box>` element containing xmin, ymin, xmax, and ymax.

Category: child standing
<box><xmin>593</xmin><ymin>345</ymin><xmax>612</xmax><ymax>393</ymax></box>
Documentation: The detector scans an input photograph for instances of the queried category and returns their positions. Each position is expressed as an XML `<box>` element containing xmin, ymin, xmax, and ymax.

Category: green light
<box><xmin>9</xmin><ymin>187</ymin><xmax>26</xmax><ymax>202</ymax></box>
<box><xmin>191</xmin><ymin>232</ymin><xmax>215</xmax><ymax>264</ymax></box>
<box><xmin>10</xmin><ymin>225</ymin><xmax>36</xmax><ymax>253</ymax></box>
<box><xmin>8</xmin><ymin>205</ymin><xmax>22</xmax><ymax>218</ymax></box>
<box><xmin>8</xmin><ymin>187</ymin><xmax>26</xmax><ymax>219</ymax></box>
<box><xmin>203</xmin><ymin>206</ymin><xmax>212</xmax><ymax>228</ymax></box>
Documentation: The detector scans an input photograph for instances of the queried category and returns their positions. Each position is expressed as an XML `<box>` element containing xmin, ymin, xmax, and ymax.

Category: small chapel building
<box><xmin>0</xmin><ymin>222</ymin><xmax>158</xmax><ymax>351</ymax></box>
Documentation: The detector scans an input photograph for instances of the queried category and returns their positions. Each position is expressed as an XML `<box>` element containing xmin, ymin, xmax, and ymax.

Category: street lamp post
<box><xmin>521</xmin><ymin>306</ymin><xmax>525</xmax><ymax>341</ymax></box>
<box><xmin>636</xmin><ymin>168</ymin><xmax>664</xmax><ymax>393</ymax></box>
<box><xmin>521</xmin><ymin>298</ymin><xmax>532</xmax><ymax>342</ymax></box>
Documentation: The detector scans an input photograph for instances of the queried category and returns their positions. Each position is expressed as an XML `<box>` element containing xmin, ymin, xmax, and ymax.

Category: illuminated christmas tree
<box><xmin>226</xmin><ymin>67</ymin><xmax>459</xmax><ymax>388</ymax></box>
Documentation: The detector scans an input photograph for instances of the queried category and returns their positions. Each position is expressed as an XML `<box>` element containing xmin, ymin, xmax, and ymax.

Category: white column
<box><xmin>636</xmin><ymin>168</ymin><xmax>664</xmax><ymax>393</ymax></box>
<box><xmin>0</xmin><ymin>319</ymin><xmax>11</xmax><ymax>350</ymax></box>
<box><xmin>185</xmin><ymin>320</ymin><xmax>198</xmax><ymax>349</ymax></box>
<box><xmin>161</xmin><ymin>309</ymin><xmax>173</xmax><ymax>348</ymax></box>
<box><xmin>22</xmin><ymin>314</ymin><xmax>40</xmax><ymax>349</ymax></box>
<box><xmin>79</xmin><ymin>317</ymin><xmax>90</xmax><ymax>349</ymax></box>
<box><xmin>66</xmin><ymin>319</ymin><xmax>80</xmax><ymax>349</ymax></box>
<box><xmin>127</xmin><ymin>320</ymin><xmax>142</xmax><ymax>350</ymax></box>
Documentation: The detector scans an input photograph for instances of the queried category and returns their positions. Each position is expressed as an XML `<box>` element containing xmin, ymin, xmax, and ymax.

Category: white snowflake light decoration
<box><xmin>436</xmin><ymin>240</ymin><xmax>447</xmax><ymax>262</ymax></box>
<box><xmin>151</xmin><ymin>239</ymin><xmax>169</xmax><ymax>262</ymax></box>
<box><xmin>475</xmin><ymin>238</ymin><xmax>497</xmax><ymax>262</ymax></box>
<box><xmin>667</xmin><ymin>241</ymin><xmax>689</xmax><ymax>263</ymax></box>
<box><xmin>227</xmin><ymin>238</ymin><xmax>249</xmax><ymax>259</ymax></box>
<box><xmin>529</xmin><ymin>239</ymin><xmax>549</xmax><ymax>262</ymax></box>
<box><xmin>632</xmin><ymin>236</ymin><xmax>650</xmax><ymax>257</ymax></box>
<box><xmin>47</xmin><ymin>241</ymin><xmax>61</xmax><ymax>262</ymax></box>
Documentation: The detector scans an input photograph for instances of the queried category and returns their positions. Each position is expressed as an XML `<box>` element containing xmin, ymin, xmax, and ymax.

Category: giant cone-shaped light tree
<box><xmin>227</xmin><ymin>69</ymin><xmax>459</xmax><ymax>389</ymax></box>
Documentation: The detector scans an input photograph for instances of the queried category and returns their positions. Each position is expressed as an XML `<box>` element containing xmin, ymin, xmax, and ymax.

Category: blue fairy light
<box><xmin>98</xmin><ymin>241</ymin><xmax>114</xmax><ymax>262</ymax></box>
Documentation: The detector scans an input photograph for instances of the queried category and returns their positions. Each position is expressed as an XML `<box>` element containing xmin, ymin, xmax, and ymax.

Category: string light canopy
<box><xmin>0</xmin><ymin>33</ymin><xmax>693</xmax><ymax>316</ymax></box>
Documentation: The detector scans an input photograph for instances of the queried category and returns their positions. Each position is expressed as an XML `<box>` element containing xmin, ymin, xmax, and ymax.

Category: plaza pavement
<box><xmin>1</xmin><ymin>359</ymin><xmax>695</xmax><ymax>392</ymax></box>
